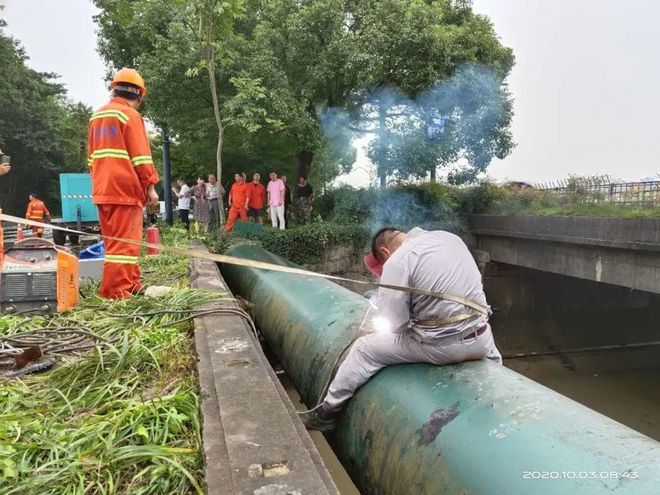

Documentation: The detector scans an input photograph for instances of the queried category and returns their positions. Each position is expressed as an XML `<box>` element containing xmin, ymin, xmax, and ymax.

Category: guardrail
<box><xmin>536</xmin><ymin>177</ymin><xmax>660</xmax><ymax>206</ymax></box>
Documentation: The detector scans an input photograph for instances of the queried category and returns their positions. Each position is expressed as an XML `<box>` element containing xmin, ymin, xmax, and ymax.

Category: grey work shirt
<box><xmin>378</xmin><ymin>228</ymin><xmax>489</xmax><ymax>341</ymax></box>
<box><xmin>207</xmin><ymin>183</ymin><xmax>225</xmax><ymax>200</ymax></box>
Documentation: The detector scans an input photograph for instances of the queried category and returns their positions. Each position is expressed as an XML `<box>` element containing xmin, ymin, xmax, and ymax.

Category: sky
<box><xmin>2</xmin><ymin>0</ymin><xmax>660</xmax><ymax>184</ymax></box>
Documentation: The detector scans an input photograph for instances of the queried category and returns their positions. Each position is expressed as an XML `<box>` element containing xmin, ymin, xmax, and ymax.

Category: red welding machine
<box><xmin>0</xmin><ymin>237</ymin><xmax>79</xmax><ymax>315</ymax></box>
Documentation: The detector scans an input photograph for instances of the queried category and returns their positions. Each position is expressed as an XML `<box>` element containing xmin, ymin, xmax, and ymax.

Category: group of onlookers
<box><xmin>170</xmin><ymin>171</ymin><xmax>313</xmax><ymax>233</ymax></box>
<box><xmin>170</xmin><ymin>174</ymin><xmax>225</xmax><ymax>233</ymax></box>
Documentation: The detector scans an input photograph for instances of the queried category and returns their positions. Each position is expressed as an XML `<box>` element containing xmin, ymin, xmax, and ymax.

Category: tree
<box><xmin>235</xmin><ymin>0</ymin><xmax>514</xmax><ymax>186</ymax></box>
<box><xmin>93</xmin><ymin>0</ymin><xmax>514</xmax><ymax>188</ymax></box>
<box><xmin>94</xmin><ymin>0</ymin><xmax>282</xmax><ymax>183</ymax></box>
<box><xmin>0</xmin><ymin>16</ymin><xmax>91</xmax><ymax>215</ymax></box>
<box><xmin>332</xmin><ymin>0</ymin><xmax>515</xmax><ymax>187</ymax></box>
<box><xmin>236</xmin><ymin>0</ymin><xmax>358</xmax><ymax>179</ymax></box>
<box><xmin>364</xmin><ymin>63</ymin><xmax>515</xmax><ymax>186</ymax></box>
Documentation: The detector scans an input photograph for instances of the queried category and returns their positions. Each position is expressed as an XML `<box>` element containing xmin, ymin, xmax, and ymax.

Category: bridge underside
<box><xmin>471</xmin><ymin>215</ymin><xmax>660</xmax><ymax>294</ymax></box>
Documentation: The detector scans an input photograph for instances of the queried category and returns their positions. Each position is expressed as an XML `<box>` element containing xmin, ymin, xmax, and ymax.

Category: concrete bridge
<box><xmin>470</xmin><ymin>215</ymin><xmax>660</xmax><ymax>294</ymax></box>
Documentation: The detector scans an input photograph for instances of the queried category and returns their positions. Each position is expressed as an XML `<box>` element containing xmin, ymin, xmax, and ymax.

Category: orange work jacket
<box><xmin>247</xmin><ymin>182</ymin><xmax>266</xmax><ymax>209</ymax></box>
<box><xmin>87</xmin><ymin>97</ymin><xmax>159</xmax><ymax>207</ymax></box>
<box><xmin>26</xmin><ymin>199</ymin><xmax>50</xmax><ymax>220</ymax></box>
<box><xmin>229</xmin><ymin>182</ymin><xmax>250</xmax><ymax>209</ymax></box>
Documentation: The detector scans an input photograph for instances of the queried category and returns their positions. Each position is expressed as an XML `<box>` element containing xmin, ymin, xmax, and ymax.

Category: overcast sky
<box><xmin>2</xmin><ymin>0</ymin><xmax>660</xmax><ymax>184</ymax></box>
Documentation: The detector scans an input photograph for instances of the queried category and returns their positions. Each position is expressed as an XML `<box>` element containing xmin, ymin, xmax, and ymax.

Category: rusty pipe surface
<box><xmin>221</xmin><ymin>244</ymin><xmax>660</xmax><ymax>495</ymax></box>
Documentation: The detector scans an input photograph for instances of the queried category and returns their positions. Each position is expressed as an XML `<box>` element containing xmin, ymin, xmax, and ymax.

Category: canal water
<box><xmin>485</xmin><ymin>265</ymin><xmax>660</xmax><ymax>441</ymax></box>
<box><xmin>270</xmin><ymin>265</ymin><xmax>660</xmax><ymax>493</ymax></box>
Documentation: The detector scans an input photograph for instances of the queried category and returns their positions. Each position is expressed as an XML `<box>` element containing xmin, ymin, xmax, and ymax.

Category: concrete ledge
<box><xmin>190</xmin><ymin>242</ymin><xmax>338</xmax><ymax>495</ymax></box>
<box><xmin>470</xmin><ymin>214</ymin><xmax>660</xmax><ymax>252</ymax></box>
<box><xmin>471</xmin><ymin>215</ymin><xmax>660</xmax><ymax>293</ymax></box>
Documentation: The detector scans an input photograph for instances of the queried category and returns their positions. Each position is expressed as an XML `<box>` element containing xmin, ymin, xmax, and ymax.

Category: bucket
<box><xmin>79</xmin><ymin>241</ymin><xmax>105</xmax><ymax>260</ymax></box>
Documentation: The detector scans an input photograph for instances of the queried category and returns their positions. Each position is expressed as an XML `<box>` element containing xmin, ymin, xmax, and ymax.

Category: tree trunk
<box><xmin>430</xmin><ymin>167</ymin><xmax>437</xmax><ymax>183</ymax></box>
<box><xmin>377</xmin><ymin>102</ymin><xmax>388</xmax><ymax>188</ymax></box>
<box><xmin>296</xmin><ymin>150</ymin><xmax>313</xmax><ymax>180</ymax></box>
<box><xmin>205</xmin><ymin>45</ymin><xmax>224</xmax><ymax>183</ymax></box>
<box><xmin>379</xmin><ymin>170</ymin><xmax>387</xmax><ymax>188</ymax></box>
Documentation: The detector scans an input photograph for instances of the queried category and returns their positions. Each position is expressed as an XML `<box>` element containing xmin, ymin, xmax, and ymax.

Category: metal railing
<box><xmin>536</xmin><ymin>176</ymin><xmax>660</xmax><ymax>206</ymax></box>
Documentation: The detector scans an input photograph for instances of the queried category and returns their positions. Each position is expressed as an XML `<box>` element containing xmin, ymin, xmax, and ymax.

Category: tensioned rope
<box><xmin>1</xmin><ymin>213</ymin><xmax>490</xmax><ymax>315</ymax></box>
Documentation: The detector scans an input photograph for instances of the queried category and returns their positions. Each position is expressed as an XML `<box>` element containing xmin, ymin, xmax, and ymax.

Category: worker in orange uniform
<box><xmin>225</xmin><ymin>172</ymin><xmax>250</xmax><ymax>232</ymax></box>
<box><xmin>247</xmin><ymin>172</ymin><xmax>266</xmax><ymax>224</ymax></box>
<box><xmin>25</xmin><ymin>193</ymin><xmax>51</xmax><ymax>237</ymax></box>
<box><xmin>87</xmin><ymin>67</ymin><xmax>159</xmax><ymax>299</ymax></box>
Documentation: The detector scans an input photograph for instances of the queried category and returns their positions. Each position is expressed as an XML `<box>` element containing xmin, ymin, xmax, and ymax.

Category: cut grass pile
<box><xmin>0</xmin><ymin>227</ymin><xmax>224</xmax><ymax>494</ymax></box>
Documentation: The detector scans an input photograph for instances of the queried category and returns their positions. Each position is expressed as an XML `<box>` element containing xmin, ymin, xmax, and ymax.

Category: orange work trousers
<box><xmin>98</xmin><ymin>204</ymin><xmax>143</xmax><ymax>299</ymax></box>
<box><xmin>28</xmin><ymin>218</ymin><xmax>44</xmax><ymax>237</ymax></box>
<box><xmin>224</xmin><ymin>205</ymin><xmax>247</xmax><ymax>232</ymax></box>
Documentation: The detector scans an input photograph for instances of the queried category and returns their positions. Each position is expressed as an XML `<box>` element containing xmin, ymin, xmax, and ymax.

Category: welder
<box><xmin>302</xmin><ymin>227</ymin><xmax>502</xmax><ymax>431</ymax></box>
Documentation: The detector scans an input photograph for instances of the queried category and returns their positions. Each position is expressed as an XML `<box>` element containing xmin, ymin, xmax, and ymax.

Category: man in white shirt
<box><xmin>172</xmin><ymin>178</ymin><xmax>191</xmax><ymax>231</ymax></box>
<box><xmin>302</xmin><ymin>227</ymin><xmax>502</xmax><ymax>431</ymax></box>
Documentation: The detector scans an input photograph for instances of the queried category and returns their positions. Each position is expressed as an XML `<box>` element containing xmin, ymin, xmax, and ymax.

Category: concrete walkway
<box><xmin>190</xmin><ymin>245</ymin><xmax>339</xmax><ymax>495</ymax></box>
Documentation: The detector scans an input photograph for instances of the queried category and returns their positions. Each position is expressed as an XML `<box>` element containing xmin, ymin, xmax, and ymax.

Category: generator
<box><xmin>51</xmin><ymin>173</ymin><xmax>100</xmax><ymax>245</ymax></box>
<box><xmin>0</xmin><ymin>237</ymin><xmax>79</xmax><ymax>315</ymax></box>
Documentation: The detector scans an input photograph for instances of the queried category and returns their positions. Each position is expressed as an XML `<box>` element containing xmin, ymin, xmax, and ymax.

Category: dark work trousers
<box><xmin>178</xmin><ymin>208</ymin><xmax>190</xmax><ymax>231</ymax></box>
<box><xmin>208</xmin><ymin>198</ymin><xmax>224</xmax><ymax>232</ymax></box>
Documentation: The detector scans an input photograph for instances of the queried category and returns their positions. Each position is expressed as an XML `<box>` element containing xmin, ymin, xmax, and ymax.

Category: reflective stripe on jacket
<box><xmin>26</xmin><ymin>199</ymin><xmax>50</xmax><ymax>220</ymax></box>
<box><xmin>87</xmin><ymin>97</ymin><xmax>159</xmax><ymax>207</ymax></box>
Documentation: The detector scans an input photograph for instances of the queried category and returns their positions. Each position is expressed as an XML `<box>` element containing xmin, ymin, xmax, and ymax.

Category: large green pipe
<box><xmin>221</xmin><ymin>244</ymin><xmax>660</xmax><ymax>495</ymax></box>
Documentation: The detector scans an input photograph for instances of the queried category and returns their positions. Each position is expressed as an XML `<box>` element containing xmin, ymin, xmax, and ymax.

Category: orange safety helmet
<box><xmin>110</xmin><ymin>67</ymin><xmax>147</xmax><ymax>97</ymax></box>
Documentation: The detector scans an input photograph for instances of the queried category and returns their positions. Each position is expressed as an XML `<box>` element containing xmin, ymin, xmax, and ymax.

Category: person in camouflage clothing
<box><xmin>295</xmin><ymin>176</ymin><xmax>314</xmax><ymax>224</ymax></box>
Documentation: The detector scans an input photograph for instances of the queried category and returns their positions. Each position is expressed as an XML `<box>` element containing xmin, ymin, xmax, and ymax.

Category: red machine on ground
<box><xmin>0</xmin><ymin>212</ymin><xmax>79</xmax><ymax>314</ymax></box>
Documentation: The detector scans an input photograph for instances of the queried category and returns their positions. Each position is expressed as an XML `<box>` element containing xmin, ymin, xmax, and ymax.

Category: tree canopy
<box><xmin>93</xmin><ymin>0</ymin><xmax>514</xmax><ymax>190</ymax></box>
<box><xmin>0</xmin><ymin>16</ymin><xmax>91</xmax><ymax>215</ymax></box>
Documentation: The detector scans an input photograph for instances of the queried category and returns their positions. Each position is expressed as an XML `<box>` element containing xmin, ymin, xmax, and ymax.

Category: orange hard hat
<box><xmin>111</xmin><ymin>67</ymin><xmax>147</xmax><ymax>97</ymax></box>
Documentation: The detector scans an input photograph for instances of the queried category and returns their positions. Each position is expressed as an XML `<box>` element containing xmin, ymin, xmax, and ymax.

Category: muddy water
<box><xmin>487</xmin><ymin>270</ymin><xmax>660</xmax><ymax>442</ymax></box>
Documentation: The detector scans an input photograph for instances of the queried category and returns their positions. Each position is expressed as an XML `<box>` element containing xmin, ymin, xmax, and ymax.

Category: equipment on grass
<box><xmin>234</xmin><ymin>220</ymin><xmax>263</xmax><ymax>235</ymax></box>
<box><xmin>0</xmin><ymin>234</ymin><xmax>79</xmax><ymax>315</ymax></box>
<box><xmin>51</xmin><ymin>173</ymin><xmax>100</xmax><ymax>246</ymax></box>
<box><xmin>146</xmin><ymin>225</ymin><xmax>160</xmax><ymax>255</ymax></box>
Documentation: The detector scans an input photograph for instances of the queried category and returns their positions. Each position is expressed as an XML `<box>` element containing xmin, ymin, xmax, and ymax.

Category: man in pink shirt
<box><xmin>267</xmin><ymin>171</ymin><xmax>286</xmax><ymax>230</ymax></box>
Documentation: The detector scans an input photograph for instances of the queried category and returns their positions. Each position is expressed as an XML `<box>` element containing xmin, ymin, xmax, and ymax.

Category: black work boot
<box><xmin>300</xmin><ymin>406</ymin><xmax>337</xmax><ymax>432</ymax></box>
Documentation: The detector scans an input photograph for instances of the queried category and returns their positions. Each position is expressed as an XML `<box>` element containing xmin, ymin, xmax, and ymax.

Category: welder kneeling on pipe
<box><xmin>302</xmin><ymin>227</ymin><xmax>502</xmax><ymax>431</ymax></box>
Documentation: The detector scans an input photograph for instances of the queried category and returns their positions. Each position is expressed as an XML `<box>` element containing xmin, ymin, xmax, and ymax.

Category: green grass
<box><xmin>519</xmin><ymin>204</ymin><xmax>660</xmax><ymax>218</ymax></box>
<box><xmin>485</xmin><ymin>186</ymin><xmax>660</xmax><ymax>218</ymax></box>
<box><xmin>0</xmin><ymin>228</ymin><xmax>224</xmax><ymax>494</ymax></box>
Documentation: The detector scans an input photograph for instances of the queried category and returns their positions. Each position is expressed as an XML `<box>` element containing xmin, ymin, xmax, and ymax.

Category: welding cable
<box><xmin>297</xmin><ymin>305</ymin><xmax>372</xmax><ymax>415</ymax></box>
<box><xmin>0</xmin><ymin>326</ymin><xmax>111</xmax><ymax>369</ymax></box>
<box><xmin>0</xmin><ymin>327</ymin><xmax>110</xmax><ymax>355</ymax></box>
<box><xmin>2</xmin><ymin>213</ymin><xmax>490</xmax><ymax>314</ymax></box>
<box><xmin>107</xmin><ymin>305</ymin><xmax>260</xmax><ymax>341</ymax></box>
<box><xmin>0</xmin><ymin>306</ymin><xmax>260</xmax><ymax>374</ymax></box>
<box><xmin>168</xmin><ymin>307</ymin><xmax>259</xmax><ymax>341</ymax></box>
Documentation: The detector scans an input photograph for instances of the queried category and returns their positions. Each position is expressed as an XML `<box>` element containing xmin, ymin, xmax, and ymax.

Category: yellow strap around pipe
<box><xmin>0</xmin><ymin>213</ymin><xmax>489</xmax><ymax>315</ymax></box>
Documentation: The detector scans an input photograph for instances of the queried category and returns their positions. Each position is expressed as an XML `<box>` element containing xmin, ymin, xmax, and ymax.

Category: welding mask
<box><xmin>364</xmin><ymin>253</ymin><xmax>383</xmax><ymax>278</ymax></box>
